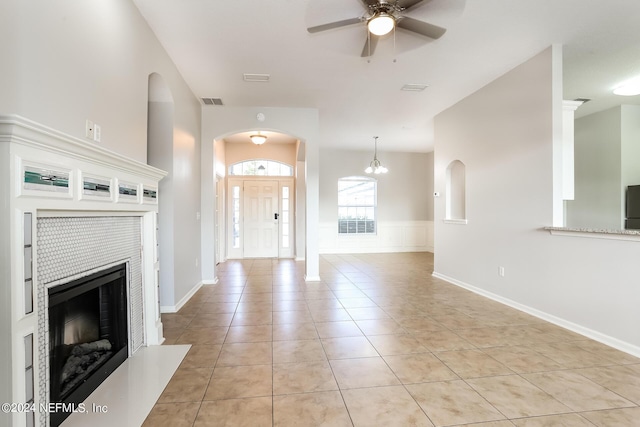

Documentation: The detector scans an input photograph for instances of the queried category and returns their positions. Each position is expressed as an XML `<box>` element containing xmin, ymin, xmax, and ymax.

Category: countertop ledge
<box><xmin>544</xmin><ymin>227</ymin><xmax>640</xmax><ymax>241</ymax></box>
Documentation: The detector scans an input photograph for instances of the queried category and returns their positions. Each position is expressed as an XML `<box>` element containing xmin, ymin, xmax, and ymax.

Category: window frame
<box><xmin>337</xmin><ymin>176</ymin><xmax>377</xmax><ymax>235</ymax></box>
<box><xmin>228</xmin><ymin>159</ymin><xmax>293</xmax><ymax>177</ymax></box>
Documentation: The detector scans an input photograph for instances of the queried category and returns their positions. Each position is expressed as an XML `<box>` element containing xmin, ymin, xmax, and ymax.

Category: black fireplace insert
<box><xmin>48</xmin><ymin>263</ymin><xmax>128</xmax><ymax>427</ymax></box>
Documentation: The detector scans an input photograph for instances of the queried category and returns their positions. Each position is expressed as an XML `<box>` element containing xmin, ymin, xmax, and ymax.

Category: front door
<box><xmin>243</xmin><ymin>180</ymin><xmax>279</xmax><ymax>257</ymax></box>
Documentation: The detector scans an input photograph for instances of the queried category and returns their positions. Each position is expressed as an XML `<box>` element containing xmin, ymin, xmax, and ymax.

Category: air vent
<box><xmin>401</xmin><ymin>84</ymin><xmax>428</xmax><ymax>92</ymax></box>
<box><xmin>243</xmin><ymin>73</ymin><xmax>270</xmax><ymax>83</ymax></box>
<box><xmin>573</xmin><ymin>98</ymin><xmax>591</xmax><ymax>104</ymax></box>
<box><xmin>202</xmin><ymin>98</ymin><xmax>224</xmax><ymax>106</ymax></box>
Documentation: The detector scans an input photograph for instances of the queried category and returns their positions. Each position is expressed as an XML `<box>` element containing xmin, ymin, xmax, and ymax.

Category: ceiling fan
<box><xmin>307</xmin><ymin>0</ymin><xmax>447</xmax><ymax>57</ymax></box>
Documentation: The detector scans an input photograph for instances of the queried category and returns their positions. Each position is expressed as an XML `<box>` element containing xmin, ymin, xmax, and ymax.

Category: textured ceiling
<box><xmin>133</xmin><ymin>0</ymin><xmax>640</xmax><ymax>152</ymax></box>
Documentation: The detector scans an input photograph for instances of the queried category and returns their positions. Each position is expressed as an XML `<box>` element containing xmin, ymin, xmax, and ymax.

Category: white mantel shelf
<box><xmin>545</xmin><ymin>226</ymin><xmax>640</xmax><ymax>242</ymax></box>
<box><xmin>0</xmin><ymin>115</ymin><xmax>166</xmax><ymax>182</ymax></box>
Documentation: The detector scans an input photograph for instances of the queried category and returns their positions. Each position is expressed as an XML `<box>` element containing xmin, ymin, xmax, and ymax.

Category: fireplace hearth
<box><xmin>48</xmin><ymin>264</ymin><xmax>128</xmax><ymax>427</ymax></box>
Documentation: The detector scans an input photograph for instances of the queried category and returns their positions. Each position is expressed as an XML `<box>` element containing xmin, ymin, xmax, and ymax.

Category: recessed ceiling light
<box><xmin>243</xmin><ymin>73</ymin><xmax>270</xmax><ymax>82</ymax></box>
<box><xmin>401</xmin><ymin>84</ymin><xmax>428</xmax><ymax>92</ymax></box>
<box><xmin>613</xmin><ymin>77</ymin><xmax>640</xmax><ymax>96</ymax></box>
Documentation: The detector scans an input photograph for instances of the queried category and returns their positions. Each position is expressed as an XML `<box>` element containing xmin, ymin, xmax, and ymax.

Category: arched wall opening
<box><xmin>446</xmin><ymin>160</ymin><xmax>466</xmax><ymax>221</ymax></box>
<box><xmin>146</xmin><ymin>73</ymin><xmax>175</xmax><ymax>306</ymax></box>
<box><xmin>199</xmin><ymin>107</ymin><xmax>320</xmax><ymax>283</ymax></box>
<box><xmin>213</xmin><ymin>130</ymin><xmax>301</xmax><ymax>262</ymax></box>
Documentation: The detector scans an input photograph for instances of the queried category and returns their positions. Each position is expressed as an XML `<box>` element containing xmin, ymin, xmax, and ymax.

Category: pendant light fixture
<box><xmin>365</xmin><ymin>136</ymin><xmax>388</xmax><ymax>174</ymax></box>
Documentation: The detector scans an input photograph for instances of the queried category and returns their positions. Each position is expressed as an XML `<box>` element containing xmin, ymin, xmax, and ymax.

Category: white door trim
<box><xmin>226</xmin><ymin>177</ymin><xmax>295</xmax><ymax>259</ymax></box>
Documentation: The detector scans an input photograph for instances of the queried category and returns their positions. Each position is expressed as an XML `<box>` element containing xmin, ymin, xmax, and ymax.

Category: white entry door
<box><xmin>243</xmin><ymin>180</ymin><xmax>279</xmax><ymax>258</ymax></box>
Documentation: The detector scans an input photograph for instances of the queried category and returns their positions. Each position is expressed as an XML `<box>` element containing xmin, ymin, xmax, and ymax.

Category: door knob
<box><xmin>274</xmin><ymin>213</ymin><xmax>279</xmax><ymax>220</ymax></box>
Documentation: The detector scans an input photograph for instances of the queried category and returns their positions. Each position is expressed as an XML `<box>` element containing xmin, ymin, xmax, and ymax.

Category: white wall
<box><xmin>296</xmin><ymin>158</ymin><xmax>307</xmax><ymax>260</ymax></box>
<box><xmin>169</xmin><ymin>121</ymin><xmax>202</xmax><ymax>310</ymax></box>
<box><xmin>621</xmin><ymin>106</ymin><xmax>640</xmax><ymax>210</ymax></box>
<box><xmin>567</xmin><ymin>105</ymin><xmax>640</xmax><ymax>229</ymax></box>
<box><xmin>319</xmin><ymin>148</ymin><xmax>434</xmax><ymax>253</ymax></box>
<box><xmin>0</xmin><ymin>1</ymin><xmax>203</xmax><ymax>313</ymax></box>
<box><xmin>1</xmin><ymin>0</ymin><xmax>191</xmax><ymax>162</ymax></box>
<box><xmin>225</xmin><ymin>141</ymin><xmax>297</xmax><ymax>166</ymax></box>
<box><xmin>434</xmin><ymin>46</ymin><xmax>640</xmax><ymax>355</ymax></box>
<box><xmin>200</xmin><ymin>106</ymin><xmax>320</xmax><ymax>280</ymax></box>
<box><xmin>148</xmin><ymin>101</ymin><xmax>177</xmax><ymax>305</ymax></box>
<box><xmin>567</xmin><ymin>107</ymin><xmax>623</xmax><ymax>229</ymax></box>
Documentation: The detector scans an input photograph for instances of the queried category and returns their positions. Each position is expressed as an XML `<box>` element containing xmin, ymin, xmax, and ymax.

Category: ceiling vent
<box><xmin>573</xmin><ymin>98</ymin><xmax>591</xmax><ymax>104</ymax></box>
<box><xmin>201</xmin><ymin>98</ymin><xmax>224</xmax><ymax>106</ymax></box>
<box><xmin>243</xmin><ymin>73</ymin><xmax>270</xmax><ymax>83</ymax></box>
<box><xmin>401</xmin><ymin>84</ymin><xmax>428</xmax><ymax>92</ymax></box>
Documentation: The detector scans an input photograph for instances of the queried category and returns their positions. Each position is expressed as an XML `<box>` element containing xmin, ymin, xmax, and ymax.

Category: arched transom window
<box><xmin>229</xmin><ymin>159</ymin><xmax>293</xmax><ymax>176</ymax></box>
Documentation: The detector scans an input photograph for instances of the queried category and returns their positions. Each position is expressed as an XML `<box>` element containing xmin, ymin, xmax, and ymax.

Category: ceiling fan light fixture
<box><xmin>250</xmin><ymin>134</ymin><xmax>267</xmax><ymax>145</ymax></box>
<box><xmin>368</xmin><ymin>12</ymin><xmax>395</xmax><ymax>36</ymax></box>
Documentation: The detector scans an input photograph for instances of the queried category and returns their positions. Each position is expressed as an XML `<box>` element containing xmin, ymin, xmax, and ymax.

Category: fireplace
<box><xmin>47</xmin><ymin>264</ymin><xmax>128</xmax><ymax>427</ymax></box>
<box><xmin>1</xmin><ymin>116</ymin><xmax>166</xmax><ymax>427</ymax></box>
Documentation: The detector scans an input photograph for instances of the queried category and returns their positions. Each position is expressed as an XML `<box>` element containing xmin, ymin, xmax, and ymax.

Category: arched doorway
<box><xmin>216</xmin><ymin>130</ymin><xmax>299</xmax><ymax>260</ymax></box>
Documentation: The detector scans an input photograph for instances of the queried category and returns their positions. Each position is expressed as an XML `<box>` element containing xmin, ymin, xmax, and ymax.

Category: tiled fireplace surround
<box><xmin>0</xmin><ymin>116</ymin><xmax>167</xmax><ymax>427</ymax></box>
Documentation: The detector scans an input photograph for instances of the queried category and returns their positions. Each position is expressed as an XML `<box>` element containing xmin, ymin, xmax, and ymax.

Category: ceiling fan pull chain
<box><xmin>393</xmin><ymin>25</ymin><xmax>397</xmax><ymax>63</ymax></box>
<box><xmin>367</xmin><ymin>27</ymin><xmax>372</xmax><ymax>62</ymax></box>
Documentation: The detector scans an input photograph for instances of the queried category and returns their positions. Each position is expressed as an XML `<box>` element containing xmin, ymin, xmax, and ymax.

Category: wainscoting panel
<box><xmin>319</xmin><ymin>221</ymin><xmax>433</xmax><ymax>254</ymax></box>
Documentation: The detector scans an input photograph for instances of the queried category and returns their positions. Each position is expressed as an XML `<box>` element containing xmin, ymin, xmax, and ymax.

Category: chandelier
<box><xmin>365</xmin><ymin>136</ymin><xmax>388</xmax><ymax>174</ymax></box>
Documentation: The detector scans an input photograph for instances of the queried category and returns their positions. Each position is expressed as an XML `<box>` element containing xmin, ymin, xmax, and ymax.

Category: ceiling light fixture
<box><xmin>243</xmin><ymin>73</ymin><xmax>270</xmax><ymax>82</ymax></box>
<box><xmin>250</xmin><ymin>134</ymin><xmax>267</xmax><ymax>145</ymax></box>
<box><xmin>367</xmin><ymin>12</ymin><xmax>395</xmax><ymax>36</ymax></box>
<box><xmin>613</xmin><ymin>76</ymin><xmax>640</xmax><ymax>96</ymax></box>
<box><xmin>401</xmin><ymin>84</ymin><xmax>428</xmax><ymax>92</ymax></box>
<box><xmin>365</xmin><ymin>136</ymin><xmax>388</xmax><ymax>174</ymax></box>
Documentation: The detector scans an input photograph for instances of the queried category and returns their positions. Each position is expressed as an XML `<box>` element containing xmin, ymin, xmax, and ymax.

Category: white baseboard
<box><xmin>432</xmin><ymin>271</ymin><xmax>640</xmax><ymax>358</ymax></box>
<box><xmin>160</xmin><ymin>280</ymin><xmax>203</xmax><ymax>314</ymax></box>
<box><xmin>304</xmin><ymin>275</ymin><xmax>321</xmax><ymax>282</ymax></box>
<box><xmin>202</xmin><ymin>278</ymin><xmax>219</xmax><ymax>285</ymax></box>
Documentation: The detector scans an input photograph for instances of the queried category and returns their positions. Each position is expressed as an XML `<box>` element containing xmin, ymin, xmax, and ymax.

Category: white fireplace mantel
<box><xmin>0</xmin><ymin>115</ymin><xmax>167</xmax><ymax>427</ymax></box>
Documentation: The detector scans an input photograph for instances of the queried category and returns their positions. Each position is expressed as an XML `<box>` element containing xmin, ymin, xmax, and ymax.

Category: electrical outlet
<box><xmin>94</xmin><ymin>124</ymin><xmax>101</xmax><ymax>142</ymax></box>
<box><xmin>85</xmin><ymin>120</ymin><xmax>94</xmax><ymax>139</ymax></box>
<box><xmin>195</xmin><ymin>258</ymin><xmax>199</xmax><ymax>267</ymax></box>
<box><xmin>499</xmin><ymin>266</ymin><xmax>505</xmax><ymax>277</ymax></box>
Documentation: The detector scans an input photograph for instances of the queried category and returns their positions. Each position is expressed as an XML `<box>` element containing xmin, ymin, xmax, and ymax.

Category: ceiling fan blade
<box><xmin>396</xmin><ymin>0</ymin><xmax>432</xmax><ymax>10</ymax></box>
<box><xmin>361</xmin><ymin>35</ymin><xmax>379</xmax><ymax>57</ymax></box>
<box><xmin>359</xmin><ymin>0</ymin><xmax>379</xmax><ymax>7</ymax></box>
<box><xmin>396</xmin><ymin>16</ymin><xmax>446</xmax><ymax>39</ymax></box>
<box><xmin>307</xmin><ymin>17</ymin><xmax>362</xmax><ymax>33</ymax></box>
<box><xmin>395</xmin><ymin>0</ymin><xmax>434</xmax><ymax>10</ymax></box>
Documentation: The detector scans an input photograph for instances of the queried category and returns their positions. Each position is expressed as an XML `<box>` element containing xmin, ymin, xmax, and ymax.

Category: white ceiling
<box><xmin>133</xmin><ymin>0</ymin><xmax>640</xmax><ymax>153</ymax></box>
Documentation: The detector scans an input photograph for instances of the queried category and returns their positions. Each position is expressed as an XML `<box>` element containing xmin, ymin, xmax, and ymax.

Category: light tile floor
<box><xmin>145</xmin><ymin>253</ymin><xmax>640</xmax><ymax>426</ymax></box>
